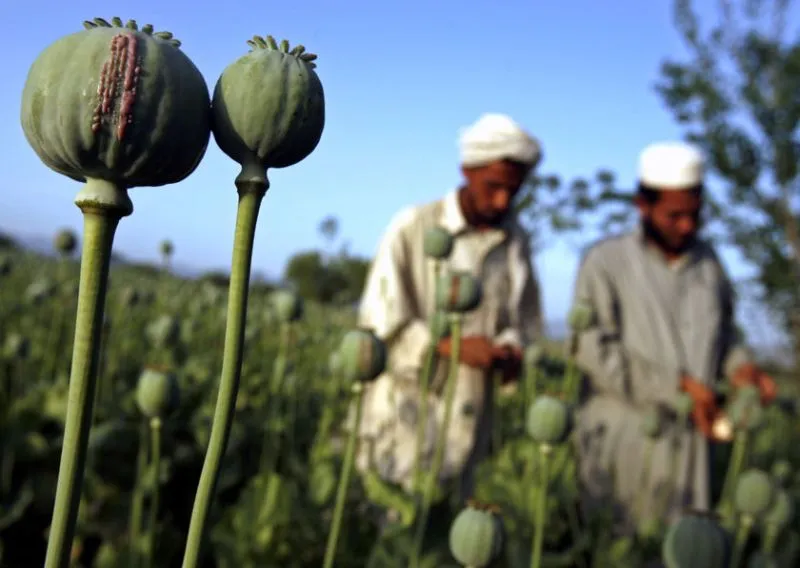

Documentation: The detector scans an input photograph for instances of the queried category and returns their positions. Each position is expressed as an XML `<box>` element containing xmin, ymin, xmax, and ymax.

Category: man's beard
<box><xmin>641</xmin><ymin>218</ymin><xmax>695</xmax><ymax>255</ymax></box>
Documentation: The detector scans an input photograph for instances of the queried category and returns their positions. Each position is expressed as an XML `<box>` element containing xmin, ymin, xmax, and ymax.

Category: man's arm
<box><xmin>358</xmin><ymin>208</ymin><xmax>431</xmax><ymax>377</ymax></box>
<box><xmin>572</xmin><ymin>245</ymin><xmax>677</xmax><ymax>406</ymax></box>
<box><xmin>490</xmin><ymin>233</ymin><xmax>542</xmax><ymax>382</ymax></box>
<box><xmin>717</xmin><ymin>272</ymin><xmax>753</xmax><ymax>379</ymax></box>
<box><xmin>493</xmin><ymin>232</ymin><xmax>543</xmax><ymax>350</ymax></box>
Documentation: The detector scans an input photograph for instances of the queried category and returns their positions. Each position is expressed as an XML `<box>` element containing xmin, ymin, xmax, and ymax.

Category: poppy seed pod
<box><xmin>728</xmin><ymin>390</ymin><xmax>765</xmax><ymax>432</ymax></box>
<box><xmin>3</xmin><ymin>334</ymin><xmax>30</xmax><ymax>360</ymax></box>
<box><xmin>145</xmin><ymin>314</ymin><xmax>181</xmax><ymax>348</ymax></box>
<box><xmin>435</xmin><ymin>270</ymin><xmax>482</xmax><ymax>313</ymax></box>
<box><xmin>734</xmin><ymin>469</ymin><xmax>775</xmax><ymax>518</ymax></box>
<box><xmin>429</xmin><ymin>310</ymin><xmax>451</xmax><ymax>341</ymax></box>
<box><xmin>662</xmin><ymin>514</ymin><xmax>729</xmax><ymax>568</ymax></box>
<box><xmin>567</xmin><ymin>300</ymin><xmax>595</xmax><ymax>331</ymax></box>
<box><xmin>672</xmin><ymin>392</ymin><xmax>694</xmax><ymax>421</ymax></box>
<box><xmin>54</xmin><ymin>229</ymin><xmax>78</xmax><ymax>256</ymax></box>
<box><xmin>763</xmin><ymin>488</ymin><xmax>794</xmax><ymax>532</ymax></box>
<box><xmin>135</xmin><ymin>366</ymin><xmax>180</xmax><ymax>419</ymax></box>
<box><xmin>270</xmin><ymin>289</ymin><xmax>303</xmax><ymax>323</ymax></box>
<box><xmin>526</xmin><ymin>395</ymin><xmax>572</xmax><ymax>446</ymax></box>
<box><xmin>160</xmin><ymin>240</ymin><xmax>174</xmax><ymax>257</ymax></box>
<box><xmin>449</xmin><ymin>503</ymin><xmax>504</xmax><ymax>567</ymax></box>
<box><xmin>641</xmin><ymin>404</ymin><xmax>666</xmax><ymax>439</ymax></box>
<box><xmin>20</xmin><ymin>17</ymin><xmax>211</xmax><ymax>188</ymax></box>
<box><xmin>337</xmin><ymin>328</ymin><xmax>386</xmax><ymax>384</ymax></box>
<box><xmin>423</xmin><ymin>226</ymin><xmax>454</xmax><ymax>260</ymax></box>
<box><xmin>25</xmin><ymin>278</ymin><xmax>55</xmax><ymax>305</ymax></box>
<box><xmin>211</xmin><ymin>35</ymin><xmax>325</xmax><ymax>184</ymax></box>
<box><xmin>119</xmin><ymin>286</ymin><xmax>140</xmax><ymax>308</ymax></box>
<box><xmin>771</xmin><ymin>460</ymin><xmax>792</xmax><ymax>487</ymax></box>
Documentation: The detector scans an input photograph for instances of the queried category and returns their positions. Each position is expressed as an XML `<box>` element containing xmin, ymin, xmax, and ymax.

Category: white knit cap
<box><xmin>458</xmin><ymin>113</ymin><xmax>542</xmax><ymax>168</ymax></box>
<box><xmin>638</xmin><ymin>142</ymin><xmax>705</xmax><ymax>190</ymax></box>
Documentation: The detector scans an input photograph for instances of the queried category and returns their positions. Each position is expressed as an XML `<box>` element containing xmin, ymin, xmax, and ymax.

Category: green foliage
<box><xmin>0</xmin><ymin>230</ymin><xmax>18</xmax><ymax>250</ymax></box>
<box><xmin>655</xmin><ymin>0</ymin><xmax>800</xmax><ymax>352</ymax></box>
<box><xmin>283</xmin><ymin>249</ymin><xmax>369</xmax><ymax>306</ymax></box>
<box><xmin>0</xmin><ymin>248</ymin><xmax>799</xmax><ymax>567</ymax></box>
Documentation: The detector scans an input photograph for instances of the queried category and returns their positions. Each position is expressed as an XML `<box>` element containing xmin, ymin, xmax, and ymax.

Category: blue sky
<box><xmin>0</xmin><ymin>0</ymin><xmax>788</xmax><ymax>346</ymax></box>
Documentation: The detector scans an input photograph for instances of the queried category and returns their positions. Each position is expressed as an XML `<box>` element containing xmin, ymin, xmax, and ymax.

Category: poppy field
<box><xmin>1</xmin><ymin>242</ymin><xmax>799</xmax><ymax>568</ymax></box>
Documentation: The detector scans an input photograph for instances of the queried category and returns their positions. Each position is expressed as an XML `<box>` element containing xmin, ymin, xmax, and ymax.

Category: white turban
<box><xmin>458</xmin><ymin>113</ymin><xmax>542</xmax><ymax>168</ymax></box>
<box><xmin>638</xmin><ymin>142</ymin><xmax>705</xmax><ymax>190</ymax></box>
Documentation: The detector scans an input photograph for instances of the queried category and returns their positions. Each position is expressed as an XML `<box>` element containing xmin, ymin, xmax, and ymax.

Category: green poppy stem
<box><xmin>322</xmin><ymin>382</ymin><xmax>364</xmax><ymax>568</ymax></box>
<box><xmin>128</xmin><ymin>418</ymin><xmax>149</xmax><ymax>568</ymax></box>
<box><xmin>44</xmin><ymin>180</ymin><xmax>133</xmax><ymax>568</ymax></box>
<box><xmin>410</xmin><ymin>314</ymin><xmax>462</xmax><ymax>568</ymax></box>
<box><xmin>181</xmin><ymin>180</ymin><xmax>266</xmax><ymax>568</ymax></box>
<box><xmin>730</xmin><ymin>515</ymin><xmax>753</xmax><ymax>568</ymax></box>
<box><xmin>530</xmin><ymin>444</ymin><xmax>551</xmax><ymax>568</ymax></box>
<box><xmin>143</xmin><ymin>417</ymin><xmax>162</xmax><ymax>568</ymax></box>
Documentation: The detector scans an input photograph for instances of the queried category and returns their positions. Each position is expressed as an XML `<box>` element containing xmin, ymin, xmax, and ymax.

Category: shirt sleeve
<box><xmin>357</xmin><ymin>208</ymin><xmax>432</xmax><ymax>378</ymax></box>
<box><xmin>572</xmin><ymin>245</ymin><xmax>678</xmax><ymax>406</ymax></box>
<box><xmin>717</xmin><ymin>268</ymin><xmax>753</xmax><ymax>379</ymax></box>
<box><xmin>493</xmin><ymin>230</ymin><xmax>543</xmax><ymax>349</ymax></box>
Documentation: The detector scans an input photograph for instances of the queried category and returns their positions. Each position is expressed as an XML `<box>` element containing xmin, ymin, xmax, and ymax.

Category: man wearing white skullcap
<box><xmin>569</xmin><ymin>141</ymin><xmax>777</xmax><ymax>539</ymax></box>
<box><xmin>348</xmin><ymin>113</ymin><xmax>544</xmax><ymax>537</ymax></box>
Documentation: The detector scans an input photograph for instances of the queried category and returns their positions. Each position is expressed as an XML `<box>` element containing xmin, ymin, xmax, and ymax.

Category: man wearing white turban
<box><xmin>570</xmin><ymin>141</ymin><xmax>778</xmax><ymax>541</ymax></box>
<box><xmin>350</xmin><ymin>113</ymin><xmax>544</xmax><ymax>531</ymax></box>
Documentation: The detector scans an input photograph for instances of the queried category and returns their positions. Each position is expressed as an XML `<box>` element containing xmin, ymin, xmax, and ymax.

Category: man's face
<box><xmin>461</xmin><ymin>160</ymin><xmax>529</xmax><ymax>225</ymax></box>
<box><xmin>637</xmin><ymin>189</ymin><xmax>702</xmax><ymax>255</ymax></box>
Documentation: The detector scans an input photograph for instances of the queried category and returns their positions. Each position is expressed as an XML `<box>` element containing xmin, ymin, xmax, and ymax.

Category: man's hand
<box><xmin>732</xmin><ymin>362</ymin><xmax>777</xmax><ymax>405</ymax></box>
<box><xmin>436</xmin><ymin>336</ymin><xmax>495</xmax><ymax>369</ymax></box>
<box><xmin>680</xmin><ymin>375</ymin><xmax>718</xmax><ymax>439</ymax></box>
<box><xmin>436</xmin><ymin>336</ymin><xmax>521</xmax><ymax>374</ymax></box>
<box><xmin>492</xmin><ymin>344</ymin><xmax>523</xmax><ymax>383</ymax></box>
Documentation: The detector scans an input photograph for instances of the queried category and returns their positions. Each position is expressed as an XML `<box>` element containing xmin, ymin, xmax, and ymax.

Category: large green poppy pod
<box><xmin>423</xmin><ymin>226</ymin><xmax>454</xmax><ymax>260</ymax></box>
<box><xmin>337</xmin><ymin>328</ymin><xmax>386</xmax><ymax>384</ymax></box>
<box><xmin>211</xmin><ymin>35</ymin><xmax>325</xmax><ymax>184</ymax></box>
<box><xmin>526</xmin><ymin>395</ymin><xmax>572</xmax><ymax>446</ymax></box>
<box><xmin>435</xmin><ymin>270</ymin><xmax>482</xmax><ymax>313</ymax></box>
<box><xmin>662</xmin><ymin>514</ymin><xmax>729</xmax><ymax>568</ymax></box>
<box><xmin>448</xmin><ymin>503</ymin><xmax>504</xmax><ymax>567</ymax></box>
<box><xmin>269</xmin><ymin>288</ymin><xmax>303</xmax><ymax>323</ymax></box>
<box><xmin>734</xmin><ymin>469</ymin><xmax>775</xmax><ymax>518</ymax></box>
<box><xmin>135</xmin><ymin>366</ymin><xmax>180</xmax><ymax>419</ymax></box>
<box><xmin>20</xmin><ymin>17</ymin><xmax>211</xmax><ymax>188</ymax></box>
<box><xmin>54</xmin><ymin>229</ymin><xmax>78</xmax><ymax>256</ymax></box>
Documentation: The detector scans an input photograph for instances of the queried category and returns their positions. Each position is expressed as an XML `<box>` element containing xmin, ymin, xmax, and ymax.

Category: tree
<box><xmin>513</xmin><ymin>172</ymin><xmax>605</xmax><ymax>253</ymax></box>
<box><xmin>284</xmin><ymin>250</ymin><xmax>329</xmax><ymax>301</ymax></box>
<box><xmin>652</xmin><ymin>0</ymin><xmax>800</xmax><ymax>362</ymax></box>
<box><xmin>284</xmin><ymin>248</ymin><xmax>371</xmax><ymax>305</ymax></box>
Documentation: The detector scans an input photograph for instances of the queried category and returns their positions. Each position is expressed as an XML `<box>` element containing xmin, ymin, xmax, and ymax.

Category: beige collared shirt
<box><xmin>352</xmin><ymin>189</ymin><xmax>542</xmax><ymax>489</ymax></box>
<box><xmin>358</xmin><ymin>188</ymin><xmax>542</xmax><ymax>377</ymax></box>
